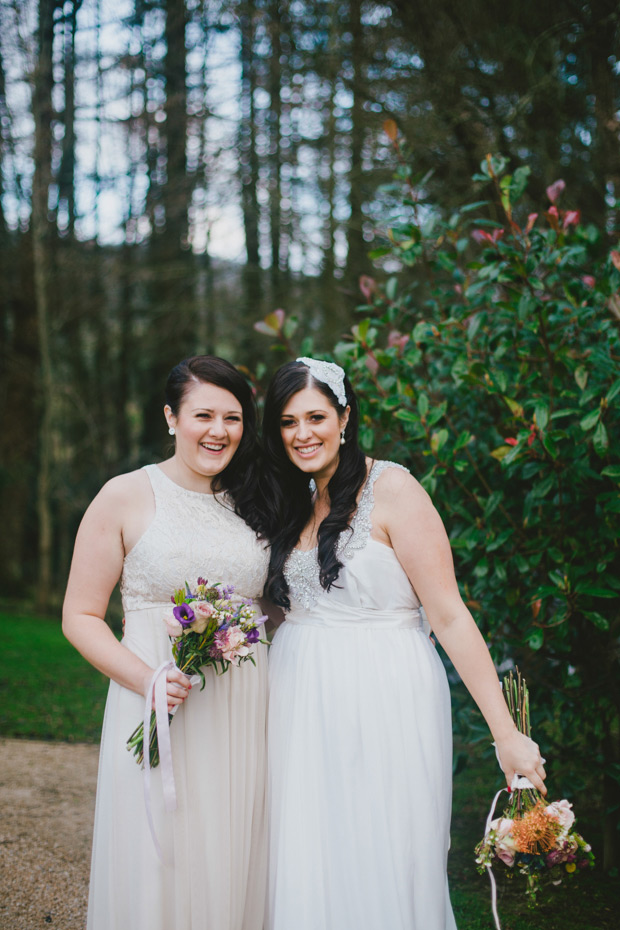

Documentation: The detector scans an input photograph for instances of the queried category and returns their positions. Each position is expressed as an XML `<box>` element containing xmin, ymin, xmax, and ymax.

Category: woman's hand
<box><xmin>494</xmin><ymin>729</ymin><xmax>547</xmax><ymax>794</ymax></box>
<box><xmin>160</xmin><ymin>668</ymin><xmax>192</xmax><ymax>713</ymax></box>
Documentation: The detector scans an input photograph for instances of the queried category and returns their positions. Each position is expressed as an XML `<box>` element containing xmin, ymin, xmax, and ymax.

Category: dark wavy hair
<box><xmin>261</xmin><ymin>360</ymin><xmax>367</xmax><ymax>608</ymax></box>
<box><xmin>165</xmin><ymin>355</ymin><xmax>265</xmax><ymax>536</ymax></box>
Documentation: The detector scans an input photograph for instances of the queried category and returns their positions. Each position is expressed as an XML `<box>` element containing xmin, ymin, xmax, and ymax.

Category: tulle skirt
<box><xmin>267</xmin><ymin>619</ymin><xmax>457</xmax><ymax>930</ymax></box>
<box><xmin>87</xmin><ymin>606</ymin><xmax>268</xmax><ymax>930</ymax></box>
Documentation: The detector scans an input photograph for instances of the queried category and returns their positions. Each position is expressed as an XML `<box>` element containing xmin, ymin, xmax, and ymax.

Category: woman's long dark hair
<box><xmin>262</xmin><ymin>360</ymin><xmax>367</xmax><ymax>608</ymax></box>
<box><xmin>165</xmin><ymin>355</ymin><xmax>266</xmax><ymax>536</ymax></box>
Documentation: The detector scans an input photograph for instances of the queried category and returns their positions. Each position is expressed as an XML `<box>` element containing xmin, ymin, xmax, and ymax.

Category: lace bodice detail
<box><xmin>121</xmin><ymin>465</ymin><xmax>269</xmax><ymax>610</ymax></box>
<box><xmin>284</xmin><ymin>461</ymin><xmax>408</xmax><ymax>610</ymax></box>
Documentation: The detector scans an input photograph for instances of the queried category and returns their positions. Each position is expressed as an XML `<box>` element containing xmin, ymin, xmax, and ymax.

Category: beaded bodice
<box><xmin>284</xmin><ymin>461</ymin><xmax>409</xmax><ymax>611</ymax></box>
<box><xmin>121</xmin><ymin>464</ymin><xmax>269</xmax><ymax>610</ymax></box>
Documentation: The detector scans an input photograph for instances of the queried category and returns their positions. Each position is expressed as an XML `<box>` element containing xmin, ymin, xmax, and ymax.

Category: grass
<box><xmin>2</xmin><ymin>604</ymin><xmax>619</xmax><ymax>927</ymax></box>
<box><xmin>0</xmin><ymin>605</ymin><xmax>109</xmax><ymax>741</ymax></box>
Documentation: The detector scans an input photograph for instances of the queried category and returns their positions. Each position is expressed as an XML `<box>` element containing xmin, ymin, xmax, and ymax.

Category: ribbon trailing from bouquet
<box><xmin>142</xmin><ymin>660</ymin><xmax>188</xmax><ymax>865</ymax></box>
<box><xmin>483</xmin><ymin>765</ymin><xmax>537</xmax><ymax>930</ymax></box>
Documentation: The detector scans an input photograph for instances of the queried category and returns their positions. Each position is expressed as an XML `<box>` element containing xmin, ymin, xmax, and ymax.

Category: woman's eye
<box><xmin>227</xmin><ymin>416</ymin><xmax>241</xmax><ymax>423</ymax></box>
<box><xmin>311</xmin><ymin>415</ymin><xmax>325</xmax><ymax>422</ymax></box>
<box><xmin>280</xmin><ymin>420</ymin><xmax>295</xmax><ymax>429</ymax></box>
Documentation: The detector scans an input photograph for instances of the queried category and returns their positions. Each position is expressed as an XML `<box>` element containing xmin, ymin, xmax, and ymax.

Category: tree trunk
<box><xmin>32</xmin><ymin>0</ymin><xmax>56</xmax><ymax>612</ymax></box>
<box><xmin>344</xmin><ymin>0</ymin><xmax>366</xmax><ymax>295</ymax></box>
<box><xmin>239</xmin><ymin>5</ymin><xmax>260</xmax><ymax>268</ymax></box>
<box><xmin>589</xmin><ymin>1</ymin><xmax>620</xmax><ymax>236</ymax></box>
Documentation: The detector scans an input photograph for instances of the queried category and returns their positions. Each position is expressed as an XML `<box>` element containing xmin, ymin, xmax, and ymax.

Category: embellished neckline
<box><xmin>291</xmin><ymin>460</ymin><xmax>376</xmax><ymax>555</ymax></box>
<box><xmin>284</xmin><ymin>460</ymin><xmax>408</xmax><ymax>609</ymax></box>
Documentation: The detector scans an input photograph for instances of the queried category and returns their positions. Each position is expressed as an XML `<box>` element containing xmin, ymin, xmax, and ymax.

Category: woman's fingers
<box><xmin>497</xmin><ymin>733</ymin><xmax>547</xmax><ymax>794</ymax></box>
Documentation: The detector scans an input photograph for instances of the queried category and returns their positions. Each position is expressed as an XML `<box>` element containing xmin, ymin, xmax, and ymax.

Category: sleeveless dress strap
<box><xmin>143</xmin><ymin>463</ymin><xmax>167</xmax><ymax>502</ymax></box>
<box><xmin>339</xmin><ymin>460</ymin><xmax>409</xmax><ymax>560</ymax></box>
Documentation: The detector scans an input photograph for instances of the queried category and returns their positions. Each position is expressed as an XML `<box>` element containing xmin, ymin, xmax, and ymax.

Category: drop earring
<box><xmin>340</xmin><ymin>429</ymin><xmax>346</xmax><ymax>446</ymax></box>
<box><xmin>168</xmin><ymin>427</ymin><xmax>175</xmax><ymax>436</ymax></box>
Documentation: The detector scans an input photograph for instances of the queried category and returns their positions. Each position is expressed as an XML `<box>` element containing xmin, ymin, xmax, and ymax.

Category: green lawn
<box><xmin>0</xmin><ymin>605</ymin><xmax>109</xmax><ymax>741</ymax></box>
<box><xmin>1</xmin><ymin>606</ymin><xmax>618</xmax><ymax>927</ymax></box>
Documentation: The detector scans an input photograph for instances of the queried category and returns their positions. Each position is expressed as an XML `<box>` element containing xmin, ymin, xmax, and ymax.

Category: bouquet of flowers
<box><xmin>127</xmin><ymin>577</ymin><xmax>266</xmax><ymax>768</ymax></box>
<box><xmin>475</xmin><ymin>670</ymin><xmax>594</xmax><ymax>923</ymax></box>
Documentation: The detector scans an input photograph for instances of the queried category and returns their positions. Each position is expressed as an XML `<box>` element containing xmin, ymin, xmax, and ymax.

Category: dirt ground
<box><xmin>0</xmin><ymin>738</ymin><xmax>99</xmax><ymax>930</ymax></box>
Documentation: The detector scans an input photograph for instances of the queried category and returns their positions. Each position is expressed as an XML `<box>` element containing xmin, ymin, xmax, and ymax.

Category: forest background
<box><xmin>1</xmin><ymin>0</ymin><xmax>620</xmax><ymax>881</ymax></box>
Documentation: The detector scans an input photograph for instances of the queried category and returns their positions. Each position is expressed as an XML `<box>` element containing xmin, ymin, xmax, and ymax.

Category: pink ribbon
<box><xmin>142</xmin><ymin>660</ymin><xmax>177</xmax><ymax>865</ymax></box>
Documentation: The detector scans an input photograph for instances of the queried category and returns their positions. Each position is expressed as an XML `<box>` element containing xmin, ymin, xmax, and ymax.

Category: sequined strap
<box><xmin>341</xmin><ymin>460</ymin><xmax>409</xmax><ymax>557</ymax></box>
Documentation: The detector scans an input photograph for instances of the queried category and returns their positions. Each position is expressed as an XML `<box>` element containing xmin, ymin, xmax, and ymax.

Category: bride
<box><xmin>261</xmin><ymin>357</ymin><xmax>547</xmax><ymax>930</ymax></box>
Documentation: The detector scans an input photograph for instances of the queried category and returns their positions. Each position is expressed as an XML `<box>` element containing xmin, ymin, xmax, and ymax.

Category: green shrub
<box><xmin>256</xmin><ymin>145</ymin><xmax>620</xmax><ymax>868</ymax></box>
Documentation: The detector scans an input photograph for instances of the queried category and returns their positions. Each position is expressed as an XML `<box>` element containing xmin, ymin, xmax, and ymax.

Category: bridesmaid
<box><xmin>63</xmin><ymin>356</ymin><xmax>269</xmax><ymax>930</ymax></box>
<box><xmin>261</xmin><ymin>357</ymin><xmax>547</xmax><ymax>930</ymax></box>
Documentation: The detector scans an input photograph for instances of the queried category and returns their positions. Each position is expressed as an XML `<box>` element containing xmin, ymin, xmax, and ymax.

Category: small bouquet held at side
<box><xmin>127</xmin><ymin>578</ymin><xmax>266</xmax><ymax>768</ymax></box>
<box><xmin>475</xmin><ymin>670</ymin><xmax>594</xmax><ymax>923</ymax></box>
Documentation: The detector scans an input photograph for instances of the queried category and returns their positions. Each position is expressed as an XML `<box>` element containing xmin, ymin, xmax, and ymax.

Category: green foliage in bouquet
<box><xmin>254</xmin><ymin>133</ymin><xmax>620</xmax><ymax>867</ymax></box>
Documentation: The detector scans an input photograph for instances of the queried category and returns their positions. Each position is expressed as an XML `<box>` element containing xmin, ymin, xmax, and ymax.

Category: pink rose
<box><xmin>163</xmin><ymin>615</ymin><xmax>184</xmax><ymax>638</ymax></box>
<box><xmin>193</xmin><ymin>601</ymin><xmax>215</xmax><ymax>619</ymax></box>
<box><xmin>490</xmin><ymin>818</ymin><xmax>516</xmax><ymax>867</ymax></box>
<box><xmin>215</xmin><ymin>627</ymin><xmax>250</xmax><ymax>664</ymax></box>
<box><xmin>545</xmin><ymin>800</ymin><xmax>575</xmax><ymax>833</ymax></box>
<box><xmin>187</xmin><ymin>600</ymin><xmax>215</xmax><ymax>634</ymax></box>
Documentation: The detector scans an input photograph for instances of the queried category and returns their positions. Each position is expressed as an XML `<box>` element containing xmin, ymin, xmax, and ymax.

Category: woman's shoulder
<box><xmin>91</xmin><ymin>467</ymin><xmax>152</xmax><ymax>512</ymax></box>
<box><xmin>369</xmin><ymin>460</ymin><xmax>431</xmax><ymax>507</ymax></box>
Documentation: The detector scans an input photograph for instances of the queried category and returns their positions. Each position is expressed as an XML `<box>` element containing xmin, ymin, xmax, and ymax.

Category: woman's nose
<box><xmin>295</xmin><ymin>420</ymin><xmax>312</xmax><ymax>441</ymax></box>
<box><xmin>207</xmin><ymin>417</ymin><xmax>227</xmax><ymax>437</ymax></box>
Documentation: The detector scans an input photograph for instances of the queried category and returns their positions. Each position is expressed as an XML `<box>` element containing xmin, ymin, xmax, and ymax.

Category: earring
<box><xmin>168</xmin><ymin>427</ymin><xmax>175</xmax><ymax>436</ymax></box>
<box><xmin>340</xmin><ymin>429</ymin><xmax>346</xmax><ymax>446</ymax></box>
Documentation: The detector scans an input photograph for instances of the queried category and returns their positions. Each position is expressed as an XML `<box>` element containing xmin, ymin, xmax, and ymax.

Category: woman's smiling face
<box><xmin>165</xmin><ymin>380</ymin><xmax>244</xmax><ymax>487</ymax></box>
<box><xmin>279</xmin><ymin>387</ymin><xmax>349</xmax><ymax>483</ymax></box>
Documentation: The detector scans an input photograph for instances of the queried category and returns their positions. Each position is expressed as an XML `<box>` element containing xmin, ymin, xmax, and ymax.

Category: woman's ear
<box><xmin>164</xmin><ymin>404</ymin><xmax>176</xmax><ymax>431</ymax></box>
<box><xmin>340</xmin><ymin>405</ymin><xmax>351</xmax><ymax>431</ymax></box>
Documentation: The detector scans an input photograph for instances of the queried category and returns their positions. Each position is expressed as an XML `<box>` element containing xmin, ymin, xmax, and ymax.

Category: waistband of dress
<box><xmin>284</xmin><ymin>606</ymin><xmax>424</xmax><ymax>631</ymax></box>
<box><xmin>123</xmin><ymin>595</ymin><xmax>259</xmax><ymax>616</ymax></box>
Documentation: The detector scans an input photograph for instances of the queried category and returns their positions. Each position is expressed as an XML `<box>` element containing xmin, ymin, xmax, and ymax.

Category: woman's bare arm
<box><xmin>62</xmin><ymin>472</ymin><xmax>190</xmax><ymax>709</ymax></box>
<box><xmin>373</xmin><ymin>468</ymin><xmax>546</xmax><ymax>793</ymax></box>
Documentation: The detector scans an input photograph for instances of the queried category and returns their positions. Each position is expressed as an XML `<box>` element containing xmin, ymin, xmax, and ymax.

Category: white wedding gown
<box><xmin>267</xmin><ymin>461</ymin><xmax>457</xmax><ymax>930</ymax></box>
<box><xmin>87</xmin><ymin>464</ymin><xmax>269</xmax><ymax>930</ymax></box>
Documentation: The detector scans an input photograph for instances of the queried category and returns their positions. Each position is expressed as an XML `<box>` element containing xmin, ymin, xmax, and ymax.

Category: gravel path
<box><xmin>0</xmin><ymin>738</ymin><xmax>99</xmax><ymax>930</ymax></box>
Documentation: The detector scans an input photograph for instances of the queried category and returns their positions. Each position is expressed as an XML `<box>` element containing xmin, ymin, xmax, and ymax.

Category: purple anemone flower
<box><xmin>246</xmin><ymin>627</ymin><xmax>261</xmax><ymax>644</ymax></box>
<box><xmin>173</xmin><ymin>602</ymin><xmax>195</xmax><ymax>627</ymax></box>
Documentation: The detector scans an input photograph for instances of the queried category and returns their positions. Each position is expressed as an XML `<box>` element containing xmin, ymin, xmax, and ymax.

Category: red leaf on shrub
<box><xmin>610</xmin><ymin>250</ymin><xmax>620</xmax><ymax>272</ymax></box>
<box><xmin>546</xmin><ymin>179</ymin><xmax>566</xmax><ymax>204</ymax></box>
<box><xmin>527</xmin><ymin>429</ymin><xmax>536</xmax><ymax>446</ymax></box>
<box><xmin>505</xmin><ymin>437</ymin><xmax>518</xmax><ymax>446</ymax></box>
<box><xmin>545</xmin><ymin>206</ymin><xmax>560</xmax><ymax>232</ymax></box>
<box><xmin>525</xmin><ymin>213</ymin><xmax>538</xmax><ymax>234</ymax></box>
<box><xmin>359</xmin><ymin>275</ymin><xmax>377</xmax><ymax>301</ymax></box>
<box><xmin>581</xmin><ymin>275</ymin><xmax>595</xmax><ymax>288</ymax></box>
<box><xmin>472</xmin><ymin>228</ymin><xmax>504</xmax><ymax>246</ymax></box>
<box><xmin>563</xmin><ymin>209</ymin><xmax>580</xmax><ymax>230</ymax></box>
<box><xmin>531</xmin><ymin>599</ymin><xmax>542</xmax><ymax>619</ymax></box>
<box><xmin>388</xmin><ymin>330</ymin><xmax>408</xmax><ymax>353</ymax></box>
<box><xmin>365</xmin><ymin>354</ymin><xmax>379</xmax><ymax>375</ymax></box>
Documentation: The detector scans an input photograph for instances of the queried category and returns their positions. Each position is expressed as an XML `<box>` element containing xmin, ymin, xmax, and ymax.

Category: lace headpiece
<box><xmin>296</xmin><ymin>357</ymin><xmax>347</xmax><ymax>407</ymax></box>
